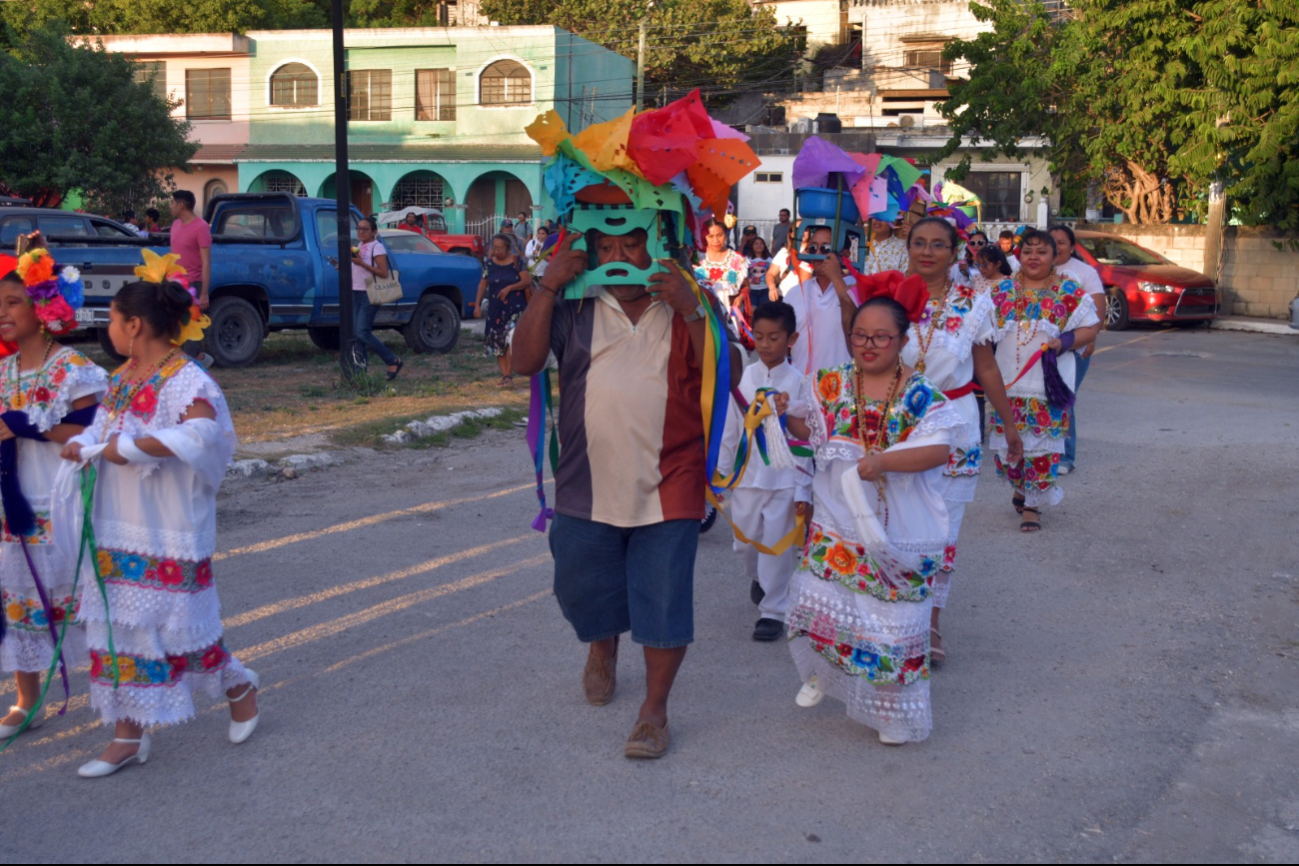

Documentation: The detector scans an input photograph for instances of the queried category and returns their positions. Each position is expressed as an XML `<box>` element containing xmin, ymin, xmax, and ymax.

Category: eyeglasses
<box><xmin>909</xmin><ymin>240</ymin><xmax>952</xmax><ymax>253</ymax></box>
<box><xmin>849</xmin><ymin>331</ymin><xmax>901</xmax><ymax>348</ymax></box>
<box><xmin>968</xmin><ymin>240</ymin><xmax>987</xmax><ymax>247</ymax></box>
<box><xmin>803</xmin><ymin>243</ymin><xmax>835</xmax><ymax>255</ymax></box>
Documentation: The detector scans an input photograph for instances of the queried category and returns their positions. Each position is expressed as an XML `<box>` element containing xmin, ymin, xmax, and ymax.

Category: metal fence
<box><xmin>466</xmin><ymin>214</ymin><xmax>508</xmax><ymax>249</ymax></box>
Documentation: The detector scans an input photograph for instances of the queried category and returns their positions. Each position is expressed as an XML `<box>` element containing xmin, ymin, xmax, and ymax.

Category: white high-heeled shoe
<box><xmin>795</xmin><ymin>675</ymin><xmax>824</xmax><ymax>708</ymax></box>
<box><xmin>0</xmin><ymin>704</ymin><xmax>46</xmax><ymax>738</ymax></box>
<box><xmin>228</xmin><ymin>670</ymin><xmax>260</xmax><ymax>744</ymax></box>
<box><xmin>78</xmin><ymin>733</ymin><xmax>150</xmax><ymax>778</ymax></box>
<box><xmin>878</xmin><ymin>730</ymin><xmax>908</xmax><ymax>746</ymax></box>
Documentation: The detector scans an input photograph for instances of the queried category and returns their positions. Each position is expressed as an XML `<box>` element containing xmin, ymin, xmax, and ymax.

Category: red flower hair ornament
<box><xmin>853</xmin><ymin>270</ymin><xmax>929</xmax><ymax>324</ymax></box>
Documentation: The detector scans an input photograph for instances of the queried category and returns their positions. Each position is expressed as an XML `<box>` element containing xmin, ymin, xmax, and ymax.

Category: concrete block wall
<box><xmin>1083</xmin><ymin>223</ymin><xmax>1298</xmax><ymax>319</ymax></box>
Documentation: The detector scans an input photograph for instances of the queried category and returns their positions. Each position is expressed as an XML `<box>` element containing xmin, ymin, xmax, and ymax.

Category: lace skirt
<box><xmin>0</xmin><ymin>513</ymin><xmax>88</xmax><ymax>674</ymax></box>
<box><xmin>787</xmin><ymin>567</ymin><xmax>933</xmax><ymax>742</ymax></box>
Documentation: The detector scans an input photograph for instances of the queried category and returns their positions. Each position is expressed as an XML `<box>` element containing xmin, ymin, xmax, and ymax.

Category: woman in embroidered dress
<box><xmin>695</xmin><ymin>219</ymin><xmax>751</xmax><ymax>346</ymax></box>
<box><xmin>61</xmin><ymin>260</ymin><xmax>259</xmax><ymax>777</ymax></box>
<box><xmin>779</xmin><ymin>297</ymin><xmax>967</xmax><ymax>744</ymax></box>
<box><xmin>988</xmin><ymin>229</ymin><xmax>1101</xmax><ymax>532</ymax></box>
<box><xmin>0</xmin><ymin>253</ymin><xmax>106</xmax><ymax>738</ymax></box>
<box><xmin>971</xmin><ymin>244</ymin><xmax>1014</xmax><ymax>294</ymax></box>
<box><xmin>889</xmin><ymin>217</ymin><xmax>1022</xmax><ymax>665</ymax></box>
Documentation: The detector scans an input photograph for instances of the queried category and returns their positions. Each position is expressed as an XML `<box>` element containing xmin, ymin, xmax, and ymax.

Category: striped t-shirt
<box><xmin>549</xmin><ymin>289</ymin><xmax>727</xmax><ymax>528</ymax></box>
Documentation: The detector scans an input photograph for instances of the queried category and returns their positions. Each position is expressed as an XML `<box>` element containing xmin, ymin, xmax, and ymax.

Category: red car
<box><xmin>1072</xmin><ymin>230</ymin><xmax>1219</xmax><ymax>330</ymax></box>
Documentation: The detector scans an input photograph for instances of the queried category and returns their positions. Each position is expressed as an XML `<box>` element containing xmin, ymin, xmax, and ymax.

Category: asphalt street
<box><xmin>2</xmin><ymin>325</ymin><xmax>1297</xmax><ymax>863</ymax></box>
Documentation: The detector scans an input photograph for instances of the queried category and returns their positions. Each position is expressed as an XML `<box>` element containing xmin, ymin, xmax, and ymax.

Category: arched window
<box><xmin>479</xmin><ymin>60</ymin><xmax>531</xmax><ymax>106</ymax></box>
<box><xmin>203</xmin><ymin>178</ymin><xmax>228</xmax><ymax>209</ymax></box>
<box><xmin>392</xmin><ymin>174</ymin><xmax>446</xmax><ymax>209</ymax></box>
<box><xmin>270</xmin><ymin>62</ymin><xmax>318</xmax><ymax>107</ymax></box>
<box><xmin>260</xmin><ymin>171</ymin><xmax>307</xmax><ymax>197</ymax></box>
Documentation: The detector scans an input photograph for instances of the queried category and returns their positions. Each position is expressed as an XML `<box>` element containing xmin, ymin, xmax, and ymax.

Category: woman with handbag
<box><xmin>350</xmin><ymin>218</ymin><xmax>404</xmax><ymax>381</ymax></box>
<box><xmin>473</xmin><ymin>234</ymin><xmax>531</xmax><ymax>388</ymax></box>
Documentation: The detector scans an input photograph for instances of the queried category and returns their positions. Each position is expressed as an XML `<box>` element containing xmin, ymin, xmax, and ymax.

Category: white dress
<box><xmin>65</xmin><ymin>355</ymin><xmax>252</xmax><ymax>727</ymax></box>
<box><xmin>987</xmin><ymin>274</ymin><xmax>1100</xmax><ymax>507</ymax></box>
<box><xmin>0</xmin><ymin>348</ymin><xmax>106</xmax><ymax>673</ymax></box>
<box><xmin>786</xmin><ymin>367</ymin><xmax>966</xmax><ymax>742</ymax></box>
<box><xmin>900</xmin><ymin>282</ymin><xmax>997</xmax><ymax>590</ymax></box>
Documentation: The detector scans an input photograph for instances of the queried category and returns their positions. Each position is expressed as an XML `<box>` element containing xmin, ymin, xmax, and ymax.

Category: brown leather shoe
<box><xmin>624</xmin><ymin>720</ymin><xmax>670</xmax><ymax>759</ymax></box>
<box><xmin>582</xmin><ymin>640</ymin><xmax>618</xmax><ymax>706</ymax></box>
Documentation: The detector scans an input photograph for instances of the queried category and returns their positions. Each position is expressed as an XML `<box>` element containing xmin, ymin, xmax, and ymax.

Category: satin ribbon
<box><xmin>1005</xmin><ymin>345</ymin><xmax>1047</xmax><ymax>390</ymax></box>
<box><xmin>706</xmin><ymin>488</ymin><xmax>807</xmax><ymax>556</ymax></box>
<box><xmin>1</xmin><ymin>464</ymin><xmax>116</xmax><ymax>752</ymax></box>
<box><xmin>526</xmin><ymin>371</ymin><xmax>559</xmax><ymax>532</ymax></box>
<box><xmin>943</xmin><ymin>380</ymin><xmax>978</xmax><ymax>400</ymax></box>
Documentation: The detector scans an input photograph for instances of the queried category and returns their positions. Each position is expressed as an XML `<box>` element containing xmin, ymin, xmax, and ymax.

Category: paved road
<box><xmin>3</xmin><ymin>326</ymin><xmax>1298</xmax><ymax>863</ymax></box>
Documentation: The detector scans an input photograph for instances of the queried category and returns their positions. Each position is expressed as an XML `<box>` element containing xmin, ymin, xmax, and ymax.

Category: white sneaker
<box><xmin>795</xmin><ymin>676</ymin><xmax>824</xmax><ymax>708</ymax></box>
<box><xmin>1057</xmin><ymin>464</ymin><xmax>1073</xmax><ymax>476</ymax></box>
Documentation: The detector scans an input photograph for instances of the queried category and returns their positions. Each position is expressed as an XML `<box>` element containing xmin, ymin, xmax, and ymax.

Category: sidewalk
<box><xmin>1210</xmin><ymin>315</ymin><xmax>1298</xmax><ymax>336</ymax></box>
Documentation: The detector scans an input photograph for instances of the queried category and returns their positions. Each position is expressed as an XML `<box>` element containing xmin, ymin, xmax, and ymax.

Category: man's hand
<box><xmin>198</xmin><ymin>289</ymin><xmax>210</xmax><ymax>311</ymax></box>
<box><xmin>537</xmin><ymin>233</ymin><xmax>586</xmax><ymax>291</ymax></box>
<box><xmin>814</xmin><ymin>253</ymin><xmax>845</xmax><ymax>282</ymax></box>
<box><xmin>649</xmin><ymin>262</ymin><xmax>700</xmax><ymax>316</ymax></box>
<box><xmin>1005</xmin><ymin>428</ymin><xmax>1024</xmax><ymax>465</ymax></box>
<box><xmin>769</xmin><ymin>287</ymin><xmax>781</xmax><ymax>303</ymax></box>
<box><xmin>857</xmin><ymin>452</ymin><xmax>885</xmax><ymax>481</ymax></box>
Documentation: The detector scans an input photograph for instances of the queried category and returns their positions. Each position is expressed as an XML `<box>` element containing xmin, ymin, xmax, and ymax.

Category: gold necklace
<box><xmin>9</xmin><ymin>339</ymin><xmax>56</xmax><ymax>410</ymax></box>
<box><xmin>913</xmin><ymin>281</ymin><xmax>950</xmax><ymax>373</ymax></box>
<box><xmin>105</xmin><ymin>348</ymin><xmax>180</xmax><ymax>431</ymax></box>
<box><xmin>854</xmin><ymin>362</ymin><xmax>906</xmax><ymax>527</ymax></box>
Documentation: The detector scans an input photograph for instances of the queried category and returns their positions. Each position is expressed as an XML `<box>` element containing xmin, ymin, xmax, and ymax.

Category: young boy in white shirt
<box><xmin>721</xmin><ymin>302</ymin><xmax>814</xmax><ymax>641</ymax></box>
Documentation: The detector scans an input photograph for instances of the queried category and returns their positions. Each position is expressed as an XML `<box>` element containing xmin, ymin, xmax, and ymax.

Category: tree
<box><xmin>935</xmin><ymin>0</ymin><xmax>1299</xmax><ymax>227</ymax></box>
<box><xmin>0</xmin><ymin>27</ymin><xmax>198</xmax><ymax>212</ymax></box>
<box><xmin>477</xmin><ymin>0</ymin><xmax>805</xmax><ymax>109</ymax></box>
<box><xmin>0</xmin><ymin>0</ymin><xmax>326</xmax><ymax>42</ymax></box>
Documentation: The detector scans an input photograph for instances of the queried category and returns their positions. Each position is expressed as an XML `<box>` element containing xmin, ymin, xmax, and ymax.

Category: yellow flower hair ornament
<box><xmin>175</xmin><ymin>305</ymin><xmax>211</xmax><ymax>347</ymax></box>
<box><xmin>132</xmin><ymin>250</ymin><xmax>208</xmax><ymax>346</ymax></box>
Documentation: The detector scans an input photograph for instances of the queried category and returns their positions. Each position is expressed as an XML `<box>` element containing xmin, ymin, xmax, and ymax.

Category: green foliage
<box><xmin>0</xmin><ymin>26</ymin><xmax>198</xmax><ymax>211</ymax></box>
<box><xmin>0</xmin><ymin>0</ymin><xmax>326</xmax><ymax>37</ymax></box>
<box><xmin>936</xmin><ymin>0</ymin><xmax>1299</xmax><ymax>227</ymax></box>
<box><xmin>478</xmin><ymin>0</ymin><xmax>804</xmax><ymax>108</ymax></box>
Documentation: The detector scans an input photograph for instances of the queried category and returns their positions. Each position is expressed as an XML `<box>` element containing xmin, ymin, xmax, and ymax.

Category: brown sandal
<box><xmin>582</xmin><ymin>637</ymin><xmax>618</xmax><ymax>706</ymax></box>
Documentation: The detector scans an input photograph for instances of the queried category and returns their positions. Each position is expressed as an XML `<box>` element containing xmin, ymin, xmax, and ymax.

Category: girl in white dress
<box><xmin>896</xmin><ymin>217</ymin><xmax>1022</xmax><ymax>664</ymax></box>
<box><xmin>61</xmin><ymin>254</ymin><xmax>260</xmax><ymax>777</ymax></box>
<box><xmin>0</xmin><ymin>250</ymin><xmax>106</xmax><ymax>738</ymax></box>
<box><xmin>781</xmin><ymin>297</ymin><xmax>967</xmax><ymax>744</ymax></box>
<box><xmin>987</xmin><ymin>229</ymin><xmax>1102</xmax><ymax>531</ymax></box>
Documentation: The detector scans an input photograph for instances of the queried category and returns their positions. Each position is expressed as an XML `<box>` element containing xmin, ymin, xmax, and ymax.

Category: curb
<box><xmin>1210</xmin><ymin>317</ymin><xmax>1298</xmax><ymax>336</ymax></box>
<box><xmin>380</xmin><ymin>407</ymin><xmax>504</xmax><ymax>446</ymax></box>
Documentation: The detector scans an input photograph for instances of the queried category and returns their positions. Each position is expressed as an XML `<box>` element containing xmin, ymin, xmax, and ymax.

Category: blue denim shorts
<box><xmin>549</xmin><ymin>514</ymin><xmax>699</xmax><ymax>649</ymax></box>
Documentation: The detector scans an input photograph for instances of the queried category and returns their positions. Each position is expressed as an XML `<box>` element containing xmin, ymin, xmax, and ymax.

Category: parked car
<box><xmin>377</xmin><ymin>228</ymin><xmax>444</xmax><ymax>254</ymax></box>
<box><xmin>1072</xmin><ymin>230</ymin><xmax>1219</xmax><ymax>330</ymax></box>
<box><xmin>0</xmin><ymin>206</ymin><xmax>144</xmax><ymax>244</ymax></box>
<box><xmin>376</xmin><ymin>206</ymin><xmax>485</xmax><ymax>258</ymax></box>
<box><xmin>17</xmin><ymin>194</ymin><xmax>481</xmax><ymax>367</ymax></box>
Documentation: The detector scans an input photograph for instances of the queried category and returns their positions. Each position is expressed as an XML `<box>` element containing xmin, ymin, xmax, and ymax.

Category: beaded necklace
<box><xmin>8</xmin><ymin>339</ymin><xmax>56</xmax><ymax>410</ymax></box>
<box><xmin>854</xmin><ymin>361</ymin><xmax>906</xmax><ymax>527</ymax></box>
<box><xmin>912</xmin><ymin>281</ymin><xmax>951</xmax><ymax>374</ymax></box>
<box><xmin>103</xmin><ymin>348</ymin><xmax>181</xmax><ymax>436</ymax></box>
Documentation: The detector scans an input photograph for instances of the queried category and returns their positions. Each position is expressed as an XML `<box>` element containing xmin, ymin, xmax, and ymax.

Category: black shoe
<box><xmin>385</xmin><ymin>358</ymin><xmax>404</xmax><ymax>381</ymax></box>
<box><xmin>752</xmin><ymin>618</ymin><xmax>783</xmax><ymax>642</ymax></box>
<box><xmin>750</xmin><ymin>580</ymin><xmax>765</xmax><ymax>605</ymax></box>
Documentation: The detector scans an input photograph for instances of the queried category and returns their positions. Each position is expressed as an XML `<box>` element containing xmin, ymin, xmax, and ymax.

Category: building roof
<box><xmin>233</xmin><ymin>143</ymin><xmax>543</xmax><ymax>164</ymax></box>
<box><xmin>193</xmin><ymin>144</ymin><xmax>249</xmax><ymax>164</ymax></box>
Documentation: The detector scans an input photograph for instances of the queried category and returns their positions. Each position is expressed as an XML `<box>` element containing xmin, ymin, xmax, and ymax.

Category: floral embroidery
<box><xmin>942</xmin><ymin>542</ymin><xmax>957</xmax><ymax>572</ymax></box>
<box><xmin>946</xmin><ymin>444</ymin><xmax>981</xmax><ymax>477</ymax></box>
<box><xmin>2</xmin><ymin>590</ymin><xmax>77</xmax><ymax>632</ymax></box>
<box><xmin>786</xmin><ymin>604</ymin><xmax>929</xmax><ymax>686</ymax></box>
<box><xmin>995</xmin><ymin>452</ymin><xmax>1059</xmax><ymax>493</ymax></box>
<box><xmin>0</xmin><ymin>350</ymin><xmax>94</xmax><ymax>417</ymax></box>
<box><xmin>97</xmin><ymin>547</ymin><xmax>215</xmax><ymax>593</ymax></box>
<box><xmin>815</xmin><ymin>366</ymin><xmax>946</xmax><ymax>449</ymax></box>
<box><xmin>992</xmin><ymin>396</ymin><xmax>1069</xmax><ymax>439</ymax></box>
<box><xmin>0</xmin><ymin>510</ymin><xmax>52</xmax><ymax>545</ymax></box>
<box><xmin>89</xmin><ymin>639</ymin><xmax>230</xmax><ymax>687</ymax></box>
<box><xmin>991</xmin><ymin>278</ymin><xmax>1085</xmax><ymax>331</ymax></box>
<box><xmin>801</xmin><ymin>522</ymin><xmax>938</xmax><ymax>603</ymax></box>
<box><xmin>103</xmin><ymin>354</ymin><xmax>190</xmax><ymax>425</ymax></box>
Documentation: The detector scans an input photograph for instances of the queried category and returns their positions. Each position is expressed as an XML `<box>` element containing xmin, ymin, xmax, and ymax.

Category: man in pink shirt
<box><xmin>169</xmin><ymin>190</ymin><xmax>212</xmax><ymax>310</ymax></box>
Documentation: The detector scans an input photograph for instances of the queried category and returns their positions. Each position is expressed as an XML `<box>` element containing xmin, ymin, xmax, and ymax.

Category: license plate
<box><xmin>75</xmin><ymin>307</ymin><xmax>96</xmax><ymax>324</ymax></box>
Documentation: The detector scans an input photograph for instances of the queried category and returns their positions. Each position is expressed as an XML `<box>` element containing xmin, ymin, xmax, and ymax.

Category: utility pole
<box><xmin>1203</xmin><ymin>181</ymin><xmax>1225</xmax><ymax>287</ymax></box>
<box><xmin>636</xmin><ymin>17</ymin><xmax>647</xmax><ymax>112</ymax></box>
<box><xmin>332</xmin><ymin>0</ymin><xmax>358</xmax><ymax>376</ymax></box>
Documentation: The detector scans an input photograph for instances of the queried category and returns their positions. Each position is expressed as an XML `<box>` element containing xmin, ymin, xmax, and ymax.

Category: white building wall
<box><xmin>735</xmin><ymin>155</ymin><xmax>797</xmax><ymax>226</ymax></box>
<box><xmin>757</xmin><ymin>0</ymin><xmax>845</xmax><ymax>46</ymax></box>
<box><xmin>853</xmin><ymin>0</ymin><xmax>989</xmax><ymax>78</ymax></box>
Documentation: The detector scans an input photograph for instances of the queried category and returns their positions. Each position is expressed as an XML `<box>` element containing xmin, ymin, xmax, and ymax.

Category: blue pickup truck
<box><xmin>0</xmin><ymin>193</ymin><xmax>481</xmax><ymax>367</ymax></box>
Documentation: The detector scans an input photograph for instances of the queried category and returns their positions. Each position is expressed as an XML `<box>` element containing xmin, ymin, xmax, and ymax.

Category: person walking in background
<box><xmin>143</xmin><ymin>209</ymin><xmax>163</xmax><ymax>235</ymax></box>
<box><xmin>1048</xmin><ymin>225</ymin><xmax>1106</xmax><ymax>476</ymax></box>
<box><xmin>862</xmin><ymin>217</ymin><xmax>909</xmax><ymax>276</ymax></box>
<box><xmin>473</xmin><ymin>234</ymin><xmax>530</xmax><ymax>388</ymax></box>
<box><xmin>525</xmin><ymin>227</ymin><xmax>548</xmax><ymax>268</ymax></box>
<box><xmin>771</xmin><ymin>208</ymin><xmax>793</xmax><ymax>255</ymax></box>
<box><xmin>349</xmin><ymin>217</ymin><xmax>404</xmax><ymax>381</ymax></box>
<box><xmin>168</xmin><ymin>190</ymin><xmax>216</xmax><ymax>369</ymax></box>
<box><xmin>780</xmin><ymin>296</ymin><xmax>966</xmax><ymax>745</ymax></box>
<box><xmin>720</xmin><ymin>302</ymin><xmax>811</xmax><ymax>642</ymax></box>
<box><xmin>513</xmin><ymin>211</ymin><xmax>530</xmax><ymax>251</ymax></box>
<box><xmin>987</xmin><ymin>229</ymin><xmax>1100</xmax><ymax>532</ymax></box>
<box><xmin>742</xmin><ymin>236</ymin><xmax>773</xmax><ymax>310</ymax></box>
<box><xmin>783</xmin><ymin>226</ymin><xmax>857</xmax><ymax>377</ymax></box>
<box><xmin>997</xmin><ymin>231</ymin><xmax>1022</xmax><ymax>273</ymax></box>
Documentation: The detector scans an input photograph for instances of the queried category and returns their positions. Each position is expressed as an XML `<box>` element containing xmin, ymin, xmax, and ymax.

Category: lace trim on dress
<box><xmin>94</xmin><ymin>519</ymin><xmax>216</xmax><ymax>562</ymax></box>
<box><xmin>79</xmin><ymin>582</ymin><xmax>223</xmax><ymax>648</ymax></box>
<box><xmin>1</xmin><ymin>627</ymin><xmax>87</xmax><ymax>673</ymax></box>
<box><xmin>0</xmin><ymin>348</ymin><xmax>107</xmax><ymax>433</ymax></box>
<box><xmin>924</xmin><ymin>284</ymin><xmax>998</xmax><ymax>361</ymax></box>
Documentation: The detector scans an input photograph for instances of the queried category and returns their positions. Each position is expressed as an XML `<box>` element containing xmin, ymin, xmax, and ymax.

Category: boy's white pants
<box><xmin>731</xmin><ymin>486</ymin><xmax>797</xmax><ymax>623</ymax></box>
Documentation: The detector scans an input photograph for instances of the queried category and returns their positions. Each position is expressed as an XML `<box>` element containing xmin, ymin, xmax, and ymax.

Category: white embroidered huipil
<box><xmin>63</xmin><ymin>356</ymin><xmax>253</xmax><ymax>727</ymax></box>
<box><xmin>720</xmin><ymin>360</ymin><xmax>813</xmax><ymax>623</ymax></box>
<box><xmin>0</xmin><ymin>348</ymin><xmax>106</xmax><ymax>673</ymax></box>
<box><xmin>862</xmin><ymin>235</ymin><xmax>909</xmax><ymax>276</ymax></box>
<box><xmin>899</xmin><ymin>281</ymin><xmax>997</xmax><ymax>583</ymax></box>
<box><xmin>784</xmin><ymin>277</ymin><xmax>853</xmax><ymax>378</ymax></box>
<box><xmin>786</xmin><ymin>368</ymin><xmax>966</xmax><ymax>742</ymax></box>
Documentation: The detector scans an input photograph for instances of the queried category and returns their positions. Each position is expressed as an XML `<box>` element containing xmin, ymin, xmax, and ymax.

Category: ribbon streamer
<box><xmin>706</xmin><ymin>489</ymin><xmax>807</xmax><ymax>556</ymax></box>
<box><xmin>526</xmin><ymin>371</ymin><xmax>559</xmax><ymax>532</ymax></box>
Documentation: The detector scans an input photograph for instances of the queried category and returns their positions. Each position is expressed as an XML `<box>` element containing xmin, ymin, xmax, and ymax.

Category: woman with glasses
<box><xmin>898</xmin><ymin>217</ymin><xmax>1022</xmax><ymax>664</ymax></box>
<box><xmin>972</xmin><ymin>244</ymin><xmax>1014</xmax><ymax>293</ymax></box>
<box><xmin>988</xmin><ymin>229</ymin><xmax>1101</xmax><ymax>532</ymax></box>
<box><xmin>778</xmin><ymin>295</ymin><xmax>966</xmax><ymax>745</ymax></box>
<box><xmin>951</xmin><ymin>230</ymin><xmax>989</xmax><ymax>282</ymax></box>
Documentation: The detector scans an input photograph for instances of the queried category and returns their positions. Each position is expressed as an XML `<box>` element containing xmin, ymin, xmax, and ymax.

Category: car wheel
<box><xmin>402</xmin><ymin>293</ymin><xmax>461</xmax><ymax>354</ymax></box>
<box><xmin>307</xmin><ymin>326</ymin><xmax>340</xmax><ymax>351</ymax></box>
<box><xmin>204</xmin><ymin>296</ymin><xmax>265</xmax><ymax>368</ymax></box>
<box><xmin>96</xmin><ymin>327</ymin><xmax>126</xmax><ymax>363</ymax></box>
<box><xmin>1106</xmin><ymin>287</ymin><xmax>1131</xmax><ymax>331</ymax></box>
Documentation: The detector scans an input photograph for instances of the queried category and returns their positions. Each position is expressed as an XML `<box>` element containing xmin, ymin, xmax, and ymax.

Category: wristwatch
<box><xmin>683</xmin><ymin>302</ymin><xmax>708</xmax><ymax>323</ymax></box>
